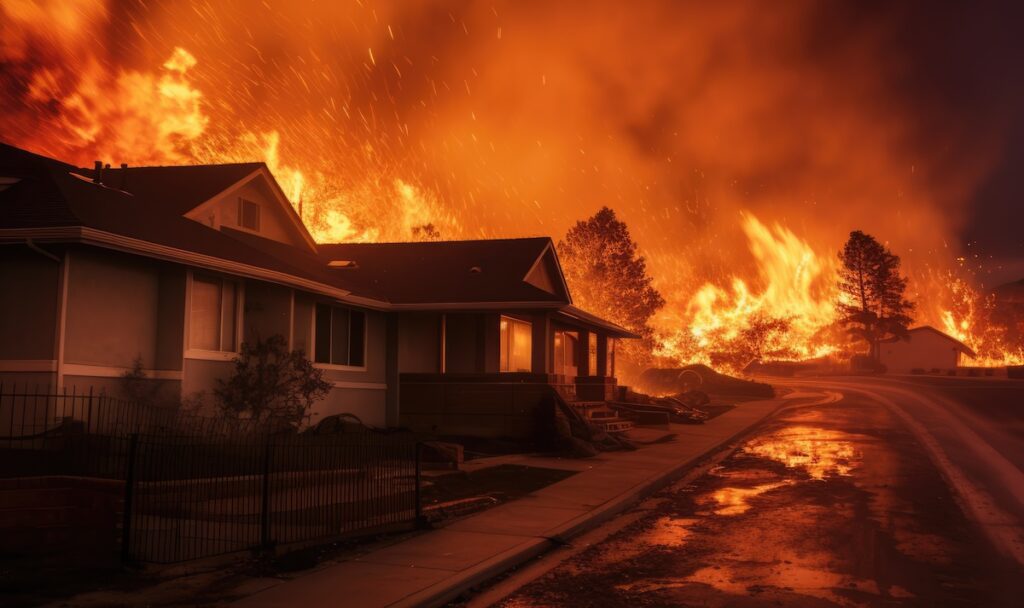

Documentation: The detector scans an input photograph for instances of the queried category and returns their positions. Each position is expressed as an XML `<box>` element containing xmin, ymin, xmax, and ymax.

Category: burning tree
<box><xmin>837</xmin><ymin>231</ymin><xmax>915</xmax><ymax>366</ymax></box>
<box><xmin>558</xmin><ymin>207</ymin><xmax>665</xmax><ymax>368</ymax></box>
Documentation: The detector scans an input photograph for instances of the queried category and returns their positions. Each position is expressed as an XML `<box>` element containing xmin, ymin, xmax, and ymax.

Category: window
<box><xmin>238</xmin><ymin>197</ymin><xmax>261</xmax><ymax>231</ymax></box>
<box><xmin>499</xmin><ymin>316</ymin><xmax>532</xmax><ymax>372</ymax></box>
<box><xmin>314</xmin><ymin>304</ymin><xmax>366</xmax><ymax>367</ymax></box>
<box><xmin>609</xmin><ymin>338</ymin><xmax>616</xmax><ymax>377</ymax></box>
<box><xmin>190</xmin><ymin>275</ymin><xmax>239</xmax><ymax>351</ymax></box>
<box><xmin>588</xmin><ymin>333</ymin><xmax>597</xmax><ymax>375</ymax></box>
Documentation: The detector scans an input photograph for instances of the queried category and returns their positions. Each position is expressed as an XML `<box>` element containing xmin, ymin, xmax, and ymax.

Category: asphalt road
<box><xmin>776</xmin><ymin>375</ymin><xmax>1024</xmax><ymax>565</ymax></box>
<box><xmin>487</xmin><ymin>378</ymin><xmax>1024</xmax><ymax>607</ymax></box>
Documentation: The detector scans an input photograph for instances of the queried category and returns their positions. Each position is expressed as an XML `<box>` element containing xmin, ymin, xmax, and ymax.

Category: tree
<box><xmin>214</xmin><ymin>334</ymin><xmax>331</xmax><ymax>428</ymax></box>
<box><xmin>836</xmin><ymin>231</ymin><xmax>915</xmax><ymax>365</ymax></box>
<box><xmin>558</xmin><ymin>207</ymin><xmax>666</xmax><ymax>365</ymax></box>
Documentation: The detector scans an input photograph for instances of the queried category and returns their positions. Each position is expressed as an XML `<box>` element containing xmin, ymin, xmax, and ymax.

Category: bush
<box><xmin>214</xmin><ymin>335</ymin><xmax>331</xmax><ymax>428</ymax></box>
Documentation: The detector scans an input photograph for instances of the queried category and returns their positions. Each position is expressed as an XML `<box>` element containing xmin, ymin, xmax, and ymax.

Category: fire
<box><xmin>653</xmin><ymin>213</ymin><xmax>839</xmax><ymax>371</ymax></box>
<box><xmin>2</xmin><ymin>2</ymin><xmax>1022</xmax><ymax>372</ymax></box>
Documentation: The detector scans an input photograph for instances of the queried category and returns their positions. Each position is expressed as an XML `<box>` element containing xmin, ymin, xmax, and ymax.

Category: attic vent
<box><xmin>238</xmin><ymin>197</ymin><xmax>261</xmax><ymax>231</ymax></box>
<box><xmin>328</xmin><ymin>260</ymin><xmax>358</xmax><ymax>269</ymax></box>
<box><xmin>469</xmin><ymin>266</ymin><xmax>482</xmax><ymax>274</ymax></box>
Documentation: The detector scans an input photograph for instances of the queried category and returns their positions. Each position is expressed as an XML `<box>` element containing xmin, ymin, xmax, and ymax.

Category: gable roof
<box><xmin>317</xmin><ymin>238</ymin><xmax>570</xmax><ymax>305</ymax></box>
<box><xmin>0</xmin><ymin>142</ymin><xmax>635</xmax><ymax>336</ymax></box>
<box><xmin>883</xmin><ymin>325</ymin><xmax>977</xmax><ymax>358</ymax></box>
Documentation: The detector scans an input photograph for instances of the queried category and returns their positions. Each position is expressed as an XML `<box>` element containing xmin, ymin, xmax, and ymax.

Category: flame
<box><xmin>2</xmin><ymin>2</ymin><xmax>1022</xmax><ymax>372</ymax></box>
<box><xmin>652</xmin><ymin>213</ymin><xmax>839</xmax><ymax>371</ymax></box>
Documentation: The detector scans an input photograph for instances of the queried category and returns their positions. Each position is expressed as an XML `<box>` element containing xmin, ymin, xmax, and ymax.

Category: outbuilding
<box><xmin>879</xmin><ymin>326</ymin><xmax>976</xmax><ymax>373</ymax></box>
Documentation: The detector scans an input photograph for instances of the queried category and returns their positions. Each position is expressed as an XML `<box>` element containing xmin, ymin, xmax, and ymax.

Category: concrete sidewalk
<box><xmin>235</xmin><ymin>396</ymin><xmax>800</xmax><ymax>608</ymax></box>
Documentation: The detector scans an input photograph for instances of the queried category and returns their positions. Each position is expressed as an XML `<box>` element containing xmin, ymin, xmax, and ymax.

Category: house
<box><xmin>0</xmin><ymin>143</ymin><xmax>634</xmax><ymax>436</ymax></box>
<box><xmin>878</xmin><ymin>326</ymin><xmax>976</xmax><ymax>373</ymax></box>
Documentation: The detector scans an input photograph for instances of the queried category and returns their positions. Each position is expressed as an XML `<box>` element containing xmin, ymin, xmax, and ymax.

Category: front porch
<box><xmin>394</xmin><ymin>308</ymin><xmax>636</xmax><ymax>439</ymax></box>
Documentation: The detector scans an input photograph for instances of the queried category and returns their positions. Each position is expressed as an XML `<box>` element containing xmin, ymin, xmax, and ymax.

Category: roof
<box><xmin>76</xmin><ymin>162</ymin><xmax>265</xmax><ymax>216</ymax></box>
<box><xmin>0</xmin><ymin>142</ymin><xmax>635</xmax><ymax>337</ymax></box>
<box><xmin>317</xmin><ymin>238</ymin><xmax>567</xmax><ymax>305</ymax></box>
<box><xmin>883</xmin><ymin>325</ymin><xmax>977</xmax><ymax>358</ymax></box>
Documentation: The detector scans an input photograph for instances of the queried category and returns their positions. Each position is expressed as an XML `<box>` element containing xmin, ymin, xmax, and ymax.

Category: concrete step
<box><xmin>594</xmin><ymin>419</ymin><xmax>634</xmax><ymax>433</ymax></box>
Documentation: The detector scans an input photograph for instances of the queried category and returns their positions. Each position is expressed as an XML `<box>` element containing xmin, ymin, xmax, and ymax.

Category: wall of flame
<box><xmin>2</xmin><ymin>0</ymin><xmax>1020</xmax><ymax>370</ymax></box>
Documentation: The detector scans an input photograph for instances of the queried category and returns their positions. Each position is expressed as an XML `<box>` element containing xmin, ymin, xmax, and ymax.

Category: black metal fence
<box><xmin>1</xmin><ymin>384</ymin><xmax>422</xmax><ymax>563</ymax></box>
<box><xmin>124</xmin><ymin>432</ymin><xmax>420</xmax><ymax>563</ymax></box>
<box><xmin>0</xmin><ymin>383</ymin><xmax>264</xmax><ymax>478</ymax></box>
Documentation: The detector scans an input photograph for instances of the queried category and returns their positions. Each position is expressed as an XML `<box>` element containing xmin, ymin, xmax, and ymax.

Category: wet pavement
<box><xmin>496</xmin><ymin>397</ymin><xmax>1024</xmax><ymax>607</ymax></box>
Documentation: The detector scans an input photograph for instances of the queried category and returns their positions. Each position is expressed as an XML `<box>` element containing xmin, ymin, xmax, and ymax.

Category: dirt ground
<box><xmin>495</xmin><ymin>398</ymin><xmax>1024</xmax><ymax>607</ymax></box>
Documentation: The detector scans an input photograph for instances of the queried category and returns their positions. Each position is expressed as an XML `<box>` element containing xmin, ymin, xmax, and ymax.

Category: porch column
<box><xmin>482</xmin><ymin>313</ymin><xmax>501</xmax><ymax>373</ymax></box>
<box><xmin>530</xmin><ymin>312</ymin><xmax>551</xmax><ymax>374</ymax></box>
<box><xmin>596</xmin><ymin>333</ymin><xmax>608</xmax><ymax>377</ymax></box>
<box><xmin>578</xmin><ymin>329</ymin><xmax>591</xmax><ymax>377</ymax></box>
<box><xmin>384</xmin><ymin>313</ymin><xmax>400</xmax><ymax>427</ymax></box>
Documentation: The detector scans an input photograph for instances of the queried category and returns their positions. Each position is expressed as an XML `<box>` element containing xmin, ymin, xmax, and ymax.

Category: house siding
<box><xmin>0</xmin><ymin>245</ymin><xmax>60</xmax><ymax>361</ymax></box>
<box><xmin>64</xmin><ymin>248</ymin><xmax>162</xmax><ymax>369</ymax></box>
<box><xmin>397</xmin><ymin>313</ymin><xmax>442</xmax><ymax>373</ymax></box>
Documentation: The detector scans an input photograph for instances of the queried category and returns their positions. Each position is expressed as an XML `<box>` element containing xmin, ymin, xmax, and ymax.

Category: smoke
<box><xmin>2</xmin><ymin>1</ymin><xmax>1018</xmax><ymax>351</ymax></box>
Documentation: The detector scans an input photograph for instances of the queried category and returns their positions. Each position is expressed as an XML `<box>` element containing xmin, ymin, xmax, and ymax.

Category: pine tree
<box><xmin>558</xmin><ymin>207</ymin><xmax>665</xmax><ymax>366</ymax></box>
<box><xmin>836</xmin><ymin>231</ymin><xmax>915</xmax><ymax>365</ymax></box>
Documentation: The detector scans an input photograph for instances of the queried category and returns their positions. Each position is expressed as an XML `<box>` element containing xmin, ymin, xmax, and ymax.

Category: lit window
<box><xmin>190</xmin><ymin>275</ymin><xmax>239</xmax><ymax>351</ymax></box>
<box><xmin>609</xmin><ymin>338</ymin><xmax>616</xmax><ymax>377</ymax></box>
<box><xmin>315</xmin><ymin>304</ymin><xmax>366</xmax><ymax>366</ymax></box>
<box><xmin>588</xmin><ymin>333</ymin><xmax>597</xmax><ymax>375</ymax></box>
<box><xmin>499</xmin><ymin>316</ymin><xmax>532</xmax><ymax>372</ymax></box>
<box><xmin>238</xmin><ymin>197</ymin><xmax>261</xmax><ymax>231</ymax></box>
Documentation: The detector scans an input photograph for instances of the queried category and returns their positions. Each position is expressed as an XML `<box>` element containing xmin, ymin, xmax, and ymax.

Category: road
<box><xmin>482</xmin><ymin>377</ymin><xmax>1024</xmax><ymax>607</ymax></box>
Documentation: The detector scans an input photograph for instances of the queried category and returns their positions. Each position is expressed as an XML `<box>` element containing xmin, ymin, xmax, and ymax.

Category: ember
<box><xmin>2</xmin><ymin>1</ymin><xmax>1021</xmax><ymax>373</ymax></box>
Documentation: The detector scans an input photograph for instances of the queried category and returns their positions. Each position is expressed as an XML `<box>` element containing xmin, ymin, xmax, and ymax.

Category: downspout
<box><xmin>25</xmin><ymin>238</ymin><xmax>61</xmax><ymax>263</ymax></box>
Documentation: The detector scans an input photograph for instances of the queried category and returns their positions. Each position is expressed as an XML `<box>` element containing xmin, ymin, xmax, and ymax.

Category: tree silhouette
<box><xmin>837</xmin><ymin>231</ymin><xmax>915</xmax><ymax>364</ymax></box>
<box><xmin>558</xmin><ymin>207</ymin><xmax>665</xmax><ymax>366</ymax></box>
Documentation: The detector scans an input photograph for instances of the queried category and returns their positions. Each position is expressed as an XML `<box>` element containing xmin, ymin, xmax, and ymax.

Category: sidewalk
<box><xmin>235</xmin><ymin>396</ymin><xmax>796</xmax><ymax>608</ymax></box>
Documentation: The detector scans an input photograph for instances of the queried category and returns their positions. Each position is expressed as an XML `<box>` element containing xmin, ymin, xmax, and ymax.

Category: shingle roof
<box><xmin>317</xmin><ymin>238</ymin><xmax>567</xmax><ymax>305</ymax></box>
<box><xmin>1</xmin><ymin>143</ymin><xmax>635</xmax><ymax>333</ymax></box>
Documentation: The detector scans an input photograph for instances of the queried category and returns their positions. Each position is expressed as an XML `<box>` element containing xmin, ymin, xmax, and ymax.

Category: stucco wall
<box><xmin>312</xmin><ymin>387</ymin><xmax>387</xmax><ymax>428</ymax></box>
<box><xmin>243</xmin><ymin>279</ymin><xmax>291</xmax><ymax>344</ymax></box>
<box><xmin>0</xmin><ymin>245</ymin><xmax>60</xmax><ymax>360</ymax></box>
<box><xmin>880</xmin><ymin>332</ymin><xmax>962</xmax><ymax>372</ymax></box>
<box><xmin>64</xmin><ymin>248</ymin><xmax>161</xmax><ymax>369</ymax></box>
<box><xmin>444</xmin><ymin>314</ymin><xmax>483</xmax><ymax>373</ymax></box>
<box><xmin>397</xmin><ymin>313</ymin><xmax>441</xmax><ymax>373</ymax></box>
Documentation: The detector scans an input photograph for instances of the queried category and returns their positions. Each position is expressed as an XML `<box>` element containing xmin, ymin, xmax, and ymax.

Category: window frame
<box><xmin>499</xmin><ymin>315</ymin><xmax>533</xmax><ymax>373</ymax></box>
<box><xmin>311</xmin><ymin>302</ymin><xmax>368</xmax><ymax>371</ymax></box>
<box><xmin>185</xmin><ymin>271</ymin><xmax>243</xmax><ymax>360</ymax></box>
<box><xmin>237</xmin><ymin>197</ymin><xmax>261</xmax><ymax>232</ymax></box>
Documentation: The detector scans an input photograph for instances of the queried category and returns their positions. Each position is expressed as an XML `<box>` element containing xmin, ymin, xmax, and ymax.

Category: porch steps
<box><xmin>569</xmin><ymin>401</ymin><xmax>634</xmax><ymax>434</ymax></box>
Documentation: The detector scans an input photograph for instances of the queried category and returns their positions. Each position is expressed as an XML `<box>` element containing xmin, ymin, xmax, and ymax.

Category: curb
<box><xmin>392</xmin><ymin>398</ymin><xmax>790</xmax><ymax>608</ymax></box>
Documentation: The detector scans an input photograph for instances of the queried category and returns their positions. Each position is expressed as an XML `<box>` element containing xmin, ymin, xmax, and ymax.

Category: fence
<box><xmin>123</xmin><ymin>431</ymin><xmax>420</xmax><ymax>563</ymax></box>
<box><xmin>0</xmin><ymin>384</ymin><xmax>264</xmax><ymax>478</ymax></box>
<box><xmin>1</xmin><ymin>384</ymin><xmax>422</xmax><ymax>563</ymax></box>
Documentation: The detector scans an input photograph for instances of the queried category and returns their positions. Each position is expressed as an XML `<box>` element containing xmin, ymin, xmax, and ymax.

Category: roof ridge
<box><xmin>319</xmin><ymin>236</ymin><xmax>551</xmax><ymax>246</ymax></box>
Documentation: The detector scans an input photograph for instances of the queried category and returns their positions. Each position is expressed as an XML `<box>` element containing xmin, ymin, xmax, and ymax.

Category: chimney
<box><xmin>92</xmin><ymin>160</ymin><xmax>103</xmax><ymax>184</ymax></box>
<box><xmin>119</xmin><ymin>163</ymin><xmax>128</xmax><ymax>191</ymax></box>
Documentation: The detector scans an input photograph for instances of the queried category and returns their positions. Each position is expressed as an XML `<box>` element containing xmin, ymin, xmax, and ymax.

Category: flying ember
<box><xmin>1</xmin><ymin>0</ymin><xmax>1021</xmax><ymax>376</ymax></box>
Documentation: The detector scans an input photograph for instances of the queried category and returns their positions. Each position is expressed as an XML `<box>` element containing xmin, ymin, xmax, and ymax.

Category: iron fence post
<box><xmin>260</xmin><ymin>436</ymin><xmax>273</xmax><ymax>552</ymax></box>
<box><xmin>414</xmin><ymin>441</ymin><xmax>424</xmax><ymax>528</ymax></box>
<box><xmin>121</xmin><ymin>433</ymin><xmax>139</xmax><ymax>564</ymax></box>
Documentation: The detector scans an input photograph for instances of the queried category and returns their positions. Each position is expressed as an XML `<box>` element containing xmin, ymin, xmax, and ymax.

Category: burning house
<box><xmin>0</xmin><ymin>143</ymin><xmax>634</xmax><ymax>436</ymax></box>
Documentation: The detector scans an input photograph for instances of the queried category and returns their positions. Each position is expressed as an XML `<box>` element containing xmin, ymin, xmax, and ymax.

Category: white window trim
<box><xmin>237</xmin><ymin>196</ymin><xmax>261</xmax><ymax>232</ymax></box>
<box><xmin>185</xmin><ymin>270</ymin><xmax>244</xmax><ymax>359</ymax></box>
<box><xmin>310</xmin><ymin>302</ymin><xmax>368</xmax><ymax>372</ymax></box>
